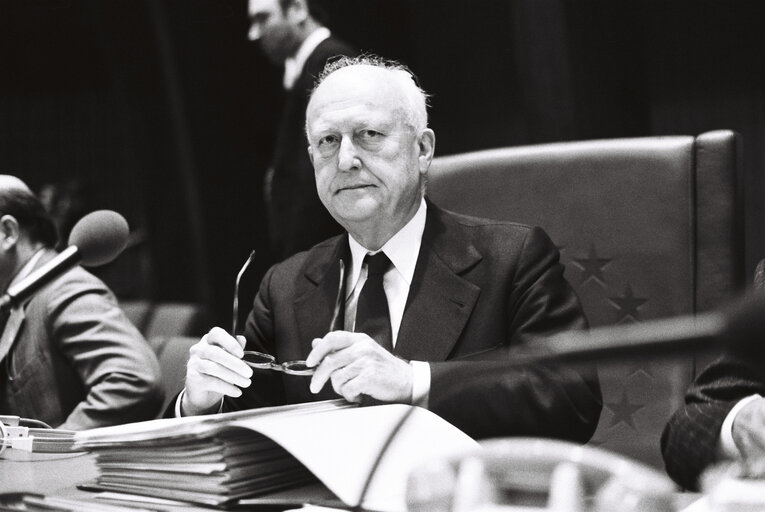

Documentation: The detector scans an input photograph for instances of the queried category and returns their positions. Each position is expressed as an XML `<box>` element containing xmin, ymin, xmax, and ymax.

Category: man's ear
<box><xmin>417</xmin><ymin>128</ymin><xmax>436</xmax><ymax>176</ymax></box>
<box><xmin>0</xmin><ymin>215</ymin><xmax>20</xmax><ymax>250</ymax></box>
<box><xmin>307</xmin><ymin>145</ymin><xmax>315</xmax><ymax>166</ymax></box>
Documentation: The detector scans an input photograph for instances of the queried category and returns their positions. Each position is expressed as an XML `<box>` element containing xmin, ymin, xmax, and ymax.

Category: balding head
<box><xmin>0</xmin><ymin>175</ymin><xmax>57</xmax><ymax>248</ymax></box>
<box><xmin>307</xmin><ymin>55</ymin><xmax>429</xmax><ymax>133</ymax></box>
<box><xmin>0</xmin><ymin>175</ymin><xmax>33</xmax><ymax>195</ymax></box>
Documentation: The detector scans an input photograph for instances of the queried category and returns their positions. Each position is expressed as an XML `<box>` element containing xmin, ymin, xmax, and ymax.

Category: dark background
<box><xmin>1</xmin><ymin>0</ymin><xmax>763</xmax><ymax>326</ymax></box>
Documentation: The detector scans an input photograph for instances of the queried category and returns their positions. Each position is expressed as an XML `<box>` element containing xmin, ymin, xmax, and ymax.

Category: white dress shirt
<box><xmin>345</xmin><ymin>198</ymin><xmax>430</xmax><ymax>406</ymax></box>
<box><xmin>177</xmin><ymin>198</ymin><xmax>431</xmax><ymax>417</ymax></box>
<box><xmin>283</xmin><ymin>27</ymin><xmax>330</xmax><ymax>90</ymax></box>
<box><xmin>718</xmin><ymin>394</ymin><xmax>762</xmax><ymax>459</ymax></box>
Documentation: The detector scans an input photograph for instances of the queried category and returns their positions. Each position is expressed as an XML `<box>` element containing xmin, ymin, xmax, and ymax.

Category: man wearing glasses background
<box><xmin>175</xmin><ymin>56</ymin><xmax>601</xmax><ymax>442</ymax></box>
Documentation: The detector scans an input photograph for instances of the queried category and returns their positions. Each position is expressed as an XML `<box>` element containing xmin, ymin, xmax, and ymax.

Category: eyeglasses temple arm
<box><xmin>329</xmin><ymin>259</ymin><xmax>345</xmax><ymax>332</ymax></box>
<box><xmin>233</xmin><ymin>250</ymin><xmax>257</xmax><ymax>335</ymax></box>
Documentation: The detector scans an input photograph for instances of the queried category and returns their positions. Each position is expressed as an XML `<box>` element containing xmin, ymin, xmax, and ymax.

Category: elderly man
<box><xmin>177</xmin><ymin>56</ymin><xmax>601</xmax><ymax>441</ymax></box>
<box><xmin>249</xmin><ymin>0</ymin><xmax>357</xmax><ymax>258</ymax></box>
<box><xmin>0</xmin><ymin>176</ymin><xmax>163</xmax><ymax>430</ymax></box>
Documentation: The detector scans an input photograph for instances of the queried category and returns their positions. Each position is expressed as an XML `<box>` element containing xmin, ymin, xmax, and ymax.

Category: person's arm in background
<box><xmin>47</xmin><ymin>270</ymin><xmax>164</xmax><ymax>430</ymax></box>
<box><xmin>662</xmin><ymin>351</ymin><xmax>765</xmax><ymax>490</ymax></box>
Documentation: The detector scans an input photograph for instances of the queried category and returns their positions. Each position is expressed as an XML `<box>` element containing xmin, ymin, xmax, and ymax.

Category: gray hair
<box><xmin>310</xmin><ymin>54</ymin><xmax>430</xmax><ymax>132</ymax></box>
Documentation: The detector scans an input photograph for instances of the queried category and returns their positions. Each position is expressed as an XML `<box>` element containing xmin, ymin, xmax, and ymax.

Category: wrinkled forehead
<box><xmin>307</xmin><ymin>66</ymin><xmax>412</xmax><ymax>125</ymax></box>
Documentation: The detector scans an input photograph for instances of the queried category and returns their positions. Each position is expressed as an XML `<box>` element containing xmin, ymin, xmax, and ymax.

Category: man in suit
<box><xmin>662</xmin><ymin>341</ymin><xmax>765</xmax><ymax>490</ymax></box>
<box><xmin>249</xmin><ymin>0</ymin><xmax>357</xmax><ymax>259</ymax></box>
<box><xmin>177</xmin><ymin>56</ymin><xmax>601</xmax><ymax>441</ymax></box>
<box><xmin>0</xmin><ymin>175</ymin><xmax>164</xmax><ymax>430</ymax></box>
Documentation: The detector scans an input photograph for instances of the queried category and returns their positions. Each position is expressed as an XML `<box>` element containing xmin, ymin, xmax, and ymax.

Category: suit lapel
<box><xmin>395</xmin><ymin>203</ymin><xmax>482</xmax><ymax>361</ymax></box>
<box><xmin>0</xmin><ymin>307</ymin><xmax>25</xmax><ymax>363</ymax></box>
<box><xmin>0</xmin><ymin>249</ymin><xmax>57</xmax><ymax>363</ymax></box>
<box><xmin>293</xmin><ymin>238</ymin><xmax>350</xmax><ymax>354</ymax></box>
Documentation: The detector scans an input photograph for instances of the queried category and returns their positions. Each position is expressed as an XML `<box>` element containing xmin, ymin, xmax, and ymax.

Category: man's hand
<box><xmin>732</xmin><ymin>396</ymin><xmax>765</xmax><ymax>476</ymax></box>
<box><xmin>181</xmin><ymin>327</ymin><xmax>253</xmax><ymax>416</ymax></box>
<box><xmin>305</xmin><ymin>331</ymin><xmax>413</xmax><ymax>404</ymax></box>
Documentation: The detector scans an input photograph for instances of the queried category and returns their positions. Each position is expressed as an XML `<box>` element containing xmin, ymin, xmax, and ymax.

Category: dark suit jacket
<box><xmin>269</xmin><ymin>35</ymin><xmax>357</xmax><ymax>259</ymax></box>
<box><xmin>661</xmin><ymin>350</ymin><xmax>765</xmax><ymax>490</ymax></box>
<box><xmin>0</xmin><ymin>249</ymin><xmax>164</xmax><ymax>430</ymax></box>
<box><xmin>227</xmin><ymin>202</ymin><xmax>602</xmax><ymax>442</ymax></box>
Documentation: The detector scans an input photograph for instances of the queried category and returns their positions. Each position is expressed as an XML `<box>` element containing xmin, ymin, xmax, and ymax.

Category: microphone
<box><xmin>0</xmin><ymin>210</ymin><xmax>129</xmax><ymax>313</ymax></box>
<box><xmin>517</xmin><ymin>291</ymin><xmax>765</xmax><ymax>365</ymax></box>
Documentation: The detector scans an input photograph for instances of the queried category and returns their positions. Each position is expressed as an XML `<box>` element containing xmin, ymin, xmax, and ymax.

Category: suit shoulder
<box><xmin>442</xmin><ymin>208</ymin><xmax>537</xmax><ymax>237</ymax></box>
<box><xmin>313</xmin><ymin>37</ymin><xmax>357</xmax><ymax>61</ymax></box>
<box><xmin>267</xmin><ymin>235</ymin><xmax>343</xmax><ymax>280</ymax></box>
<box><xmin>435</xmin><ymin>207</ymin><xmax>557</xmax><ymax>258</ymax></box>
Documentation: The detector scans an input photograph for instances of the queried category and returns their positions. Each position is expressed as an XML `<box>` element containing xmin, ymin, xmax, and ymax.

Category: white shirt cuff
<box><xmin>174</xmin><ymin>388</ymin><xmax>187</xmax><ymax>417</ymax></box>
<box><xmin>410</xmin><ymin>361</ymin><xmax>431</xmax><ymax>408</ymax></box>
<box><xmin>718</xmin><ymin>394</ymin><xmax>762</xmax><ymax>459</ymax></box>
<box><xmin>174</xmin><ymin>388</ymin><xmax>224</xmax><ymax>417</ymax></box>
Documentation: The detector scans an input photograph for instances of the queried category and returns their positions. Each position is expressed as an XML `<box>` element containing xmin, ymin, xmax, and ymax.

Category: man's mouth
<box><xmin>336</xmin><ymin>184</ymin><xmax>373</xmax><ymax>193</ymax></box>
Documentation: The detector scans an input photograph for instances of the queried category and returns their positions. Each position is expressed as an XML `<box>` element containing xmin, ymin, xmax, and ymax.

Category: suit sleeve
<box><xmin>49</xmin><ymin>275</ymin><xmax>164</xmax><ymax>430</ymax></box>
<box><xmin>428</xmin><ymin>227</ymin><xmax>602</xmax><ymax>442</ymax></box>
<box><xmin>661</xmin><ymin>351</ymin><xmax>765</xmax><ymax>490</ymax></box>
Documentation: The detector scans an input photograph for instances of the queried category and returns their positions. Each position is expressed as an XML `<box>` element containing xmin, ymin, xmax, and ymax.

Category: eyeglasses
<box><xmin>232</xmin><ymin>252</ymin><xmax>346</xmax><ymax>377</ymax></box>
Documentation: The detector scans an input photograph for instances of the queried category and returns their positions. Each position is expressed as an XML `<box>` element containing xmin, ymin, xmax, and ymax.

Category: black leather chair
<box><xmin>120</xmin><ymin>300</ymin><xmax>208</xmax><ymax>339</ymax></box>
<box><xmin>427</xmin><ymin>130</ymin><xmax>744</xmax><ymax>468</ymax></box>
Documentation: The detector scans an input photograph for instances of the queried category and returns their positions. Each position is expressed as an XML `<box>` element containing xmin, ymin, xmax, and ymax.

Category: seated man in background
<box><xmin>177</xmin><ymin>56</ymin><xmax>601</xmax><ymax>441</ymax></box>
<box><xmin>0</xmin><ymin>175</ymin><xmax>164</xmax><ymax>430</ymax></box>
<box><xmin>662</xmin><ymin>335</ymin><xmax>765</xmax><ymax>490</ymax></box>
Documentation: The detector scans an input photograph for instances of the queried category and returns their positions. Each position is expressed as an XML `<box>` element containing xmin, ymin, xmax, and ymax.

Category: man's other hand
<box><xmin>305</xmin><ymin>331</ymin><xmax>413</xmax><ymax>404</ymax></box>
<box><xmin>182</xmin><ymin>327</ymin><xmax>253</xmax><ymax>415</ymax></box>
<box><xmin>732</xmin><ymin>396</ymin><xmax>765</xmax><ymax>476</ymax></box>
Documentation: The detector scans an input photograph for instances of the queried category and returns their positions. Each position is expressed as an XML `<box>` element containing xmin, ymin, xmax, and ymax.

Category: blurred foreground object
<box><xmin>407</xmin><ymin>438</ymin><xmax>676</xmax><ymax>512</ymax></box>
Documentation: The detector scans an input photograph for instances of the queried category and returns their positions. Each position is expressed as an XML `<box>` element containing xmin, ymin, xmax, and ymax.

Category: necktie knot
<box><xmin>365</xmin><ymin>252</ymin><xmax>391</xmax><ymax>277</ymax></box>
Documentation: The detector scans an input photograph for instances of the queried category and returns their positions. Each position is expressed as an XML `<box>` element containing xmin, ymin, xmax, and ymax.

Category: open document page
<box><xmin>74</xmin><ymin>400</ymin><xmax>478</xmax><ymax>512</ymax></box>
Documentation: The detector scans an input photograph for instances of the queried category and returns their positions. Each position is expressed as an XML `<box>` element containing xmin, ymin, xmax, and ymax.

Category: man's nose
<box><xmin>248</xmin><ymin>22</ymin><xmax>262</xmax><ymax>42</ymax></box>
<box><xmin>337</xmin><ymin>137</ymin><xmax>361</xmax><ymax>171</ymax></box>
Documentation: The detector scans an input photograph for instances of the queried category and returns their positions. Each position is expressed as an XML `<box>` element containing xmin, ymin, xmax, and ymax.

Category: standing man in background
<box><xmin>248</xmin><ymin>0</ymin><xmax>357</xmax><ymax>260</ymax></box>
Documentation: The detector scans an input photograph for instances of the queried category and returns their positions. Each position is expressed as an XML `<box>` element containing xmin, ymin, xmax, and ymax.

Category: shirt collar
<box><xmin>283</xmin><ymin>27</ymin><xmax>331</xmax><ymax>90</ymax></box>
<box><xmin>347</xmin><ymin>197</ymin><xmax>427</xmax><ymax>291</ymax></box>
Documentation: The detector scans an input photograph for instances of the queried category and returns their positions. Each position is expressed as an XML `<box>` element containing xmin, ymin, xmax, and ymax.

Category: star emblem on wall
<box><xmin>608</xmin><ymin>284</ymin><xmax>648</xmax><ymax>323</ymax></box>
<box><xmin>571</xmin><ymin>244</ymin><xmax>611</xmax><ymax>287</ymax></box>
<box><xmin>623</xmin><ymin>360</ymin><xmax>653</xmax><ymax>378</ymax></box>
<box><xmin>605</xmin><ymin>388</ymin><xmax>645</xmax><ymax>430</ymax></box>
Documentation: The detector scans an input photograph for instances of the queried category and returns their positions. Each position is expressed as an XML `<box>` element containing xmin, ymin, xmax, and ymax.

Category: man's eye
<box><xmin>360</xmin><ymin>130</ymin><xmax>382</xmax><ymax>139</ymax></box>
<box><xmin>318</xmin><ymin>135</ymin><xmax>339</xmax><ymax>147</ymax></box>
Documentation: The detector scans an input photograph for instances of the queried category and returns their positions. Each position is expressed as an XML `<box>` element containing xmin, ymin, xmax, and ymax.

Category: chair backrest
<box><xmin>427</xmin><ymin>130</ymin><xmax>744</xmax><ymax>468</ymax></box>
<box><xmin>149</xmin><ymin>336</ymin><xmax>198</xmax><ymax>413</ymax></box>
<box><xmin>120</xmin><ymin>300</ymin><xmax>209</xmax><ymax>339</ymax></box>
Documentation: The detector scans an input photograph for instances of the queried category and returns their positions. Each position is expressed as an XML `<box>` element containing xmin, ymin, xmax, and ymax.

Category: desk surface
<box><xmin>2</xmin><ymin>453</ymin><xmax>704</xmax><ymax>511</ymax></box>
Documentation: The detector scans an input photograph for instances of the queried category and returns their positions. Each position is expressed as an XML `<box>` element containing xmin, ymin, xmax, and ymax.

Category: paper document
<box><xmin>74</xmin><ymin>400</ymin><xmax>478</xmax><ymax>512</ymax></box>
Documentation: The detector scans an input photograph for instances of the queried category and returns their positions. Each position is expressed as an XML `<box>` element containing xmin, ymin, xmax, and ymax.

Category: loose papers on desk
<box><xmin>73</xmin><ymin>400</ymin><xmax>478</xmax><ymax>512</ymax></box>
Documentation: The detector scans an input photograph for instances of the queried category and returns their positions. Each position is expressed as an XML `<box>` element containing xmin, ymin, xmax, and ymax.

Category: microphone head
<box><xmin>68</xmin><ymin>210</ymin><xmax>130</xmax><ymax>267</ymax></box>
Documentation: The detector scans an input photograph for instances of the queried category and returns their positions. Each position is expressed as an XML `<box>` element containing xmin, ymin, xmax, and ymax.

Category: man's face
<box><xmin>306</xmin><ymin>66</ymin><xmax>435</xmax><ymax>242</ymax></box>
<box><xmin>248</xmin><ymin>0</ymin><xmax>300</xmax><ymax>64</ymax></box>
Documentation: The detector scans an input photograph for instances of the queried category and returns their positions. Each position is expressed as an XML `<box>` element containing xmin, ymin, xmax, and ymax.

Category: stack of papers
<box><xmin>74</xmin><ymin>400</ymin><xmax>478</xmax><ymax>511</ymax></box>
